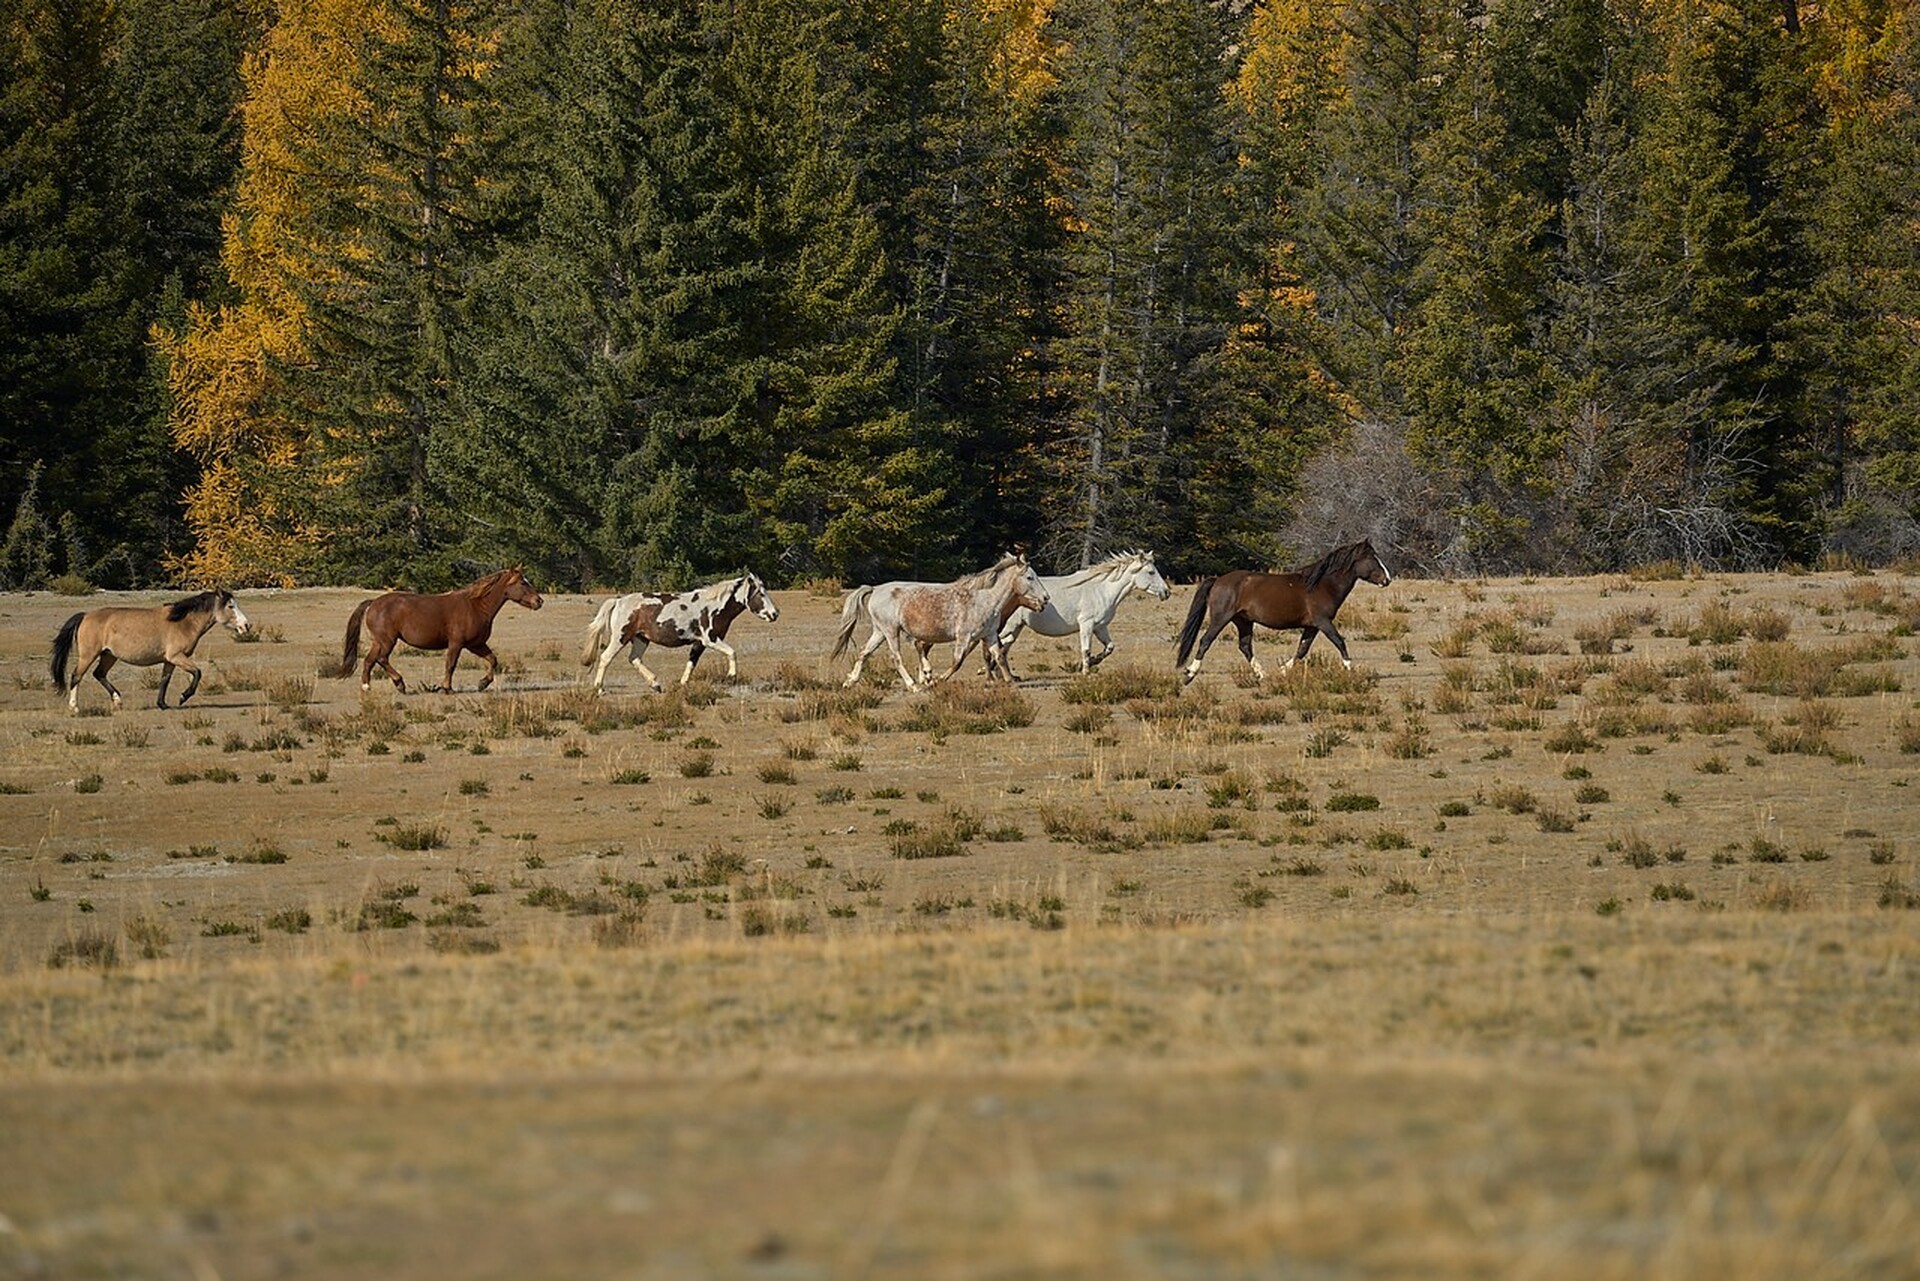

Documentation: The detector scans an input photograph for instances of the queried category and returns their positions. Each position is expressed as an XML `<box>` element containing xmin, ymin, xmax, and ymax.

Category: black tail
<box><xmin>1175</xmin><ymin>578</ymin><xmax>1216</xmax><ymax>667</ymax></box>
<box><xmin>50</xmin><ymin>613</ymin><xmax>83</xmax><ymax>690</ymax></box>
<box><xmin>335</xmin><ymin>600</ymin><xmax>370</xmax><ymax>678</ymax></box>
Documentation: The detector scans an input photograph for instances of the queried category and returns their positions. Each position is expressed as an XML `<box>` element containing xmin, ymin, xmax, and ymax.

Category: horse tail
<box><xmin>334</xmin><ymin>599</ymin><xmax>370</xmax><ymax>678</ymax></box>
<box><xmin>580</xmin><ymin>597</ymin><xmax>620</xmax><ymax>666</ymax></box>
<box><xmin>830</xmin><ymin>586</ymin><xmax>875</xmax><ymax>661</ymax></box>
<box><xmin>1175</xmin><ymin>577</ymin><xmax>1217</xmax><ymax>667</ymax></box>
<box><xmin>50</xmin><ymin>613</ymin><xmax>83</xmax><ymax>690</ymax></box>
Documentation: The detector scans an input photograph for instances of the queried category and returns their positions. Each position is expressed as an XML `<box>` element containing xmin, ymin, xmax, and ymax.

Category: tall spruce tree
<box><xmin>1619</xmin><ymin>0</ymin><xmax>1817</xmax><ymax>565</ymax></box>
<box><xmin>1049</xmin><ymin>0</ymin><xmax>1249</xmax><ymax>571</ymax></box>
<box><xmin>0</xmin><ymin>0</ymin><xmax>248</xmax><ymax>583</ymax></box>
<box><xmin>1795</xmin><ymin>0</ymin><xmax>1920</xmax><ymax>556</ymax></box>
<box><xmin>853</xmin><ymin>0</ymin><xmax>1064</xmax><ymax>573</ymax></box>
<box><xmin>287</xmin><ymin>0</ymin><xmax>506</xmax><ymax>587</ymax></box>
<box><xmin>1397</xmin><ymin>6</ymin><xmax>1556</xmax><ymax>570</ymax></box>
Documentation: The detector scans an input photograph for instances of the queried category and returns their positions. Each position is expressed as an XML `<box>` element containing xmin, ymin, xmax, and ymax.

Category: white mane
<box><xmin>1056</xmin><ymin>550</ymin><xmax>1152</xmax><ymax>587</ymax></box>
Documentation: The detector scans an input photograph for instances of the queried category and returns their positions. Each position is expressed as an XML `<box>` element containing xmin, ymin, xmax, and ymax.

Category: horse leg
<box><xmin>1285</xmin><ymin>627</ymin><xmax>1319</xmax><ymax>671</ymax></box>
<box><xmin>988</xmin><ymin>638</ymin><xmax>1017</xmax><ymax>683</ymax></box>
<box><xmin>680</xmin><ymin>643</ymin><xmax>707</xmax><ymax>685</ymax></box>
<box><xmin>842</xmin><ymin>631</ymin><xmax>886</xmax><ymax>688</ymax></box>
<box><xmin>590</xmin><ymin>635</ymin><xmax>626</xmax><ymax>694</ymax></box>
<box><xmin>90</xmin><ymin>652</ymin><xmax>121</xmax><ymax>710</ymax></box>
<box><xmin>169</xmin><ymin>655</ymin><xmax>206</xmax><ymax>707</ymax></box>
<box><xmin>1182</xmin><ymin>611</ymin><xmax>1236</xmax><ymax>684</ymax></box>
<box><xmin>705</xmin><ymin>636</ymin><xmax>739</xmax><ymax>679</ymax></box>
<box><xmin>938</xmin><ymin>637</ymin><xmax>982</xmax><ymax>684</ymax></box>
<box><xmin>365</xmin><ymin>633</ymin><xmax>406</xmax><ymax>693</ymax></box>
<box><xmin>992</xmin><ymin>620</ymin><xmax>1023</xmax><ymax>681</ymax></box>
<box><xmin>628</xmin><ymin>640</ymin><xmax>663</xmax><ymax>693</ymax></box>
<box><xmin>1089</xmin><ymin>621</ymin><xmax>1116</xmax><ymax>670</ymax></box>
<box><xmin>468</xmin><ymin>641</ymin><xmax>499</xmax><ymax>693</ymax></box>
<box><xmin>884</xmin><ymin>628</ymin><xmax>919</xmax><ymax>688</ymax></box>
<box><xmin>1318</xmin><ymin>619</ymin><xmax>1353</xmax><ymax>669</ymax></box>
<box><xmin>1233</xmin><ymin>619</ymin><xmax>1267</xmax><ymax>682</ymax></box>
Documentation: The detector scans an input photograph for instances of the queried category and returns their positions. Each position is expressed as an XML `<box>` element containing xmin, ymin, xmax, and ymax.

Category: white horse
<box><xmin>580</xmin><ymin>572</ymin><xmax>779</xmax><ymax>693</ymax></box>
<box><xmin>832</xmin><ymin>554</ymin><xmax>1049</xmax><ymax>689</ymax></box>
<box><xmin>991</xmin><ymin>550</ymin><xmax>1171</xmax><ymax>679</ymax></box>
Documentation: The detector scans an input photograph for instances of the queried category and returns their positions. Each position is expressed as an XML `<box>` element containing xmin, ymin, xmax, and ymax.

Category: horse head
<box><xmin>1011</xmin><ymin>557</ymin><xmax>1049</xmax><ymax>613</ymax></box>
<box><xmin>1354</xmin><ymin>541</ymin><xmax>1393</xmax><ymax>588</ymax></box>
<box><xmin>213</xmin><ymin>589</ymin><xmax>253</xmax><ymax>636</ymax></box>
<box><xmin>738</xmin><ymin>572</ymin><xmax>779</xmax><ymax>623</ymax></box>
<box><xmin>503</xmin><ymin>567</ymin><xmax>545</xmax><ymax>610</ymax></box>
<box><xmin>1131</xmin><ymin>551</ymin><xmax>1172</xmax><ymax>601</ymax></box>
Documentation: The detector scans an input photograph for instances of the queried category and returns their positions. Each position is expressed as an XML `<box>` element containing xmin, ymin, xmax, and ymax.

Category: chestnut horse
<box><xmin>1175</xmin><ymin>540</ymin><xmax>1392</xmax><ymax>684</ymax></box>
<box><xmin>336</xmin><ymin>568</ymin><xmax>543</xmax><ymax>693</ymax></box>
<box><xmin>51</xmin><ymin>589</ymin><xmax>252</xmax><ymax>710</ymax></box>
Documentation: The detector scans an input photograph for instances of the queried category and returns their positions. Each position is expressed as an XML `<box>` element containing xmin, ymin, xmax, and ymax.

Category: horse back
<box><xmin>619</xmin><ymin>598</ymin><xmax>680</xmax><ymax>647</ymax></box>
<box><xmin>79</xmin><ymin>604</ymin><xmax>185</xmax><ymax>664</ymax></box>
<box><xmin>367</xmin><ymin>589</ymin><xmax>462</xmax><ymax>650</ymax></box>
<box><xmin>885</xmin><ymin>583</ymin><xmax>961</xmax><ymax>642</ymax></box>
<box><xmin>1217</xmin><ymin>570</ymin><xmax>1314</xmax><ymax>629</ymax></box>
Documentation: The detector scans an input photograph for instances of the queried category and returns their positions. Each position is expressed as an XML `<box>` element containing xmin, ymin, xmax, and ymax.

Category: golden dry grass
<box><xmin>1</xmin><ymin>571</ymin><xmax>1918</xmax><ymax>1277</ymax></box>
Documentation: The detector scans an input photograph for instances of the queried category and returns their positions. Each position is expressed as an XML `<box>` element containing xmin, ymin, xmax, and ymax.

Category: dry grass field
<box><xmin>2</xmin><ymin>568</ymin><xmax>1918</xmax><ymax>1278</ymax></box>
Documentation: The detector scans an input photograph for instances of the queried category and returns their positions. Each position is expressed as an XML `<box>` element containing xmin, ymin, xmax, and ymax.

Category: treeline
<box><xmin>3</xmin><ymin>0</ymin><xmax>1918</xmax><ymax>590</ymax></box>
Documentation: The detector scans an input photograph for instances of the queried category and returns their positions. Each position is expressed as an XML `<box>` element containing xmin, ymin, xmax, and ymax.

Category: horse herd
<box><xmin>46</xmin><ymin>542</ymin><xmax>1393</xmax><ymax>710</ymax></box>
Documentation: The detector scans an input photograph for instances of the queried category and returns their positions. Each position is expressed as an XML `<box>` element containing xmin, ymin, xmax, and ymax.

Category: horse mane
<box><xmin>1060</xmin><ymin>550</ymin><xmax>1148</xmax><ymax>586</ymax></box>
<box><xmin>465</xmin><ymin>568</ymin><xmax>518</xmax><ymax>598</ymax></box>
<box><xmin>1301</xmin><ymin>542</ymin><xmax>1365</xmax><ymax>592</ymax></box>
<box><xmin>165</xmin><ymin>590</ymin><xmax>224</xmax><ymax>622</ymax></box>
<box><xmin>954</xmin><ymin>553</ymin><xmax>1021</xmax><ymax>591</ymax></box>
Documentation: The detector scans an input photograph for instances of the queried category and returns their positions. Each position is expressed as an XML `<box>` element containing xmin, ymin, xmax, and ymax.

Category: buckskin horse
<box><xmin>579</xmin><ymin>572</ymin><xmax>780</xmax><ymax>694</ymax></box>
<box><xmin>51</xmin><ymin>589</ymin><xmax>253</xmax><ymax>711</ymax></box>
<box><xmin>833</xmin><ymin>554</ymin><xmax>1049</xmax><ymax>689</ymax></box>
<box><xmin>335</xmin><ymin>568</ymin><xmax>543</xmax><ymax>693</ymax></box>
<box><xmin>1175</xmin><ymin>540</ymin><xmax>1393</xmax><ymax>684</ymax></box>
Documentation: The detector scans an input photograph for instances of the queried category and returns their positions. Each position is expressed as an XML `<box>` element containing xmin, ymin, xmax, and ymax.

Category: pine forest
<box><xmin>4</xmin><ymin>0</ymin><xmax>1920</xmax><ymax>591</ymax></box>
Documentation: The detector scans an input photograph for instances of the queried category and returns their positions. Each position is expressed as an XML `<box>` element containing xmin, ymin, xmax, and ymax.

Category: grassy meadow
<box><xmin>1</xmin><ymin>568</ymin><xmax>1917</xmax><ymax>1278</ymax></box>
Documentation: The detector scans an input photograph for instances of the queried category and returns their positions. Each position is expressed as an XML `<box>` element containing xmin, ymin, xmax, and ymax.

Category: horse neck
<box><xmin>1316</xmin><ymin>567</ymin><xmax>1360</xmax><ymax>610</ymax></box>
<box><xmin>473</xmin><ymin>575</ymin><xmax>513</xmax><ymax>617</ymax></box>
<box><xmin>711</xmin><ymin>593</ymin><xmax>748</xmax><ymax>634</ymax></box>
<box><xmin>1051</xmin><ymin>570</ymin><xmax>1122</xmax><ymax>621</ymax></box>
<box><xmin>185</xmin><ymin>605</ymin><xmax>222</xmax><ymax>640</ymax></box>
<box><xmin>984</xmin><ymin>567</ymin><xmax>1031</xmax><ymax>619</ymax></box>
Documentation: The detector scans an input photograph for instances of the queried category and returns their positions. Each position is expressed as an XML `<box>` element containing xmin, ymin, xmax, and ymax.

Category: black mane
<box><xmin>166</xmin><ymin>589</ymin><xmax>226</xmax><ymax>622</ymax></box>
<box><xmin>1301</xmin><ymin>542</ymin><xmax>1365</xmax><ymax>593</ymax></box>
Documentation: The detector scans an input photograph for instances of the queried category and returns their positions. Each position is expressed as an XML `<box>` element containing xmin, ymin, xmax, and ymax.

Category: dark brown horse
<box><xmin>1175</xmin><ymin>540</ymin><xmax>1393</xmax><ymax>684</ymax></box>
<box><xmin>336</xmin><ymin>568</ymin><xmax>543</xmax><ymax>693</ymax></box>
<box><xmin>51</xmin><ymin>590</ymin><xmax>252</xmax><ymax>710</ymax></box>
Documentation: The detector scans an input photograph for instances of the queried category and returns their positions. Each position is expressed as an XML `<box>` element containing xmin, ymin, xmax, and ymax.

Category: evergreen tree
<box><xmin>1293</xmin><ymin>0</ymin><xmax>1456</xmax><ymax>428</ymax></box>
<box><xmin>289</xmin><ymin>0</ymin><xmax>508</xmax><ymax>587</ymax></box>
<box><xmin>1398</xmin><ymin>7</ymin><xmax>1556</xmax><ymax>569</ymax></box>
<box><xmin>1622</xmin><ymin>0</ymin><xmax>1817</xmax><ymax>565</ymax></box>
<box><xmin>1048</xmin><ymin>0</ymin><xmax>1250</xmax><ymax>571</ymax></box>
<box><xmin>855</xmin><ymin>0</ymin><xmax>1065</xmax><ymax>572</ymax></box>
<box><xmin>1795</xmin><ymin>0</ymin><xmax>1920</xmax><ymax>556</ymax></box>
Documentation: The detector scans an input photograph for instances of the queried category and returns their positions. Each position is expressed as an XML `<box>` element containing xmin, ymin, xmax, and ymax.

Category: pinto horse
<box><xmin>579</xmin><ymin>572</ymin><xmax>780</xmax><ymax>693</ymax></box>
<box><xmin>1175</xmin><ymin>540</ymin><xmax>1392</xmax><ymax>684</ymax></box>
<box><xmin>51</xmin><ymin>589</ymin><xmax>252</xmax><ymax>710</ymax></box>
<box><xmin>832</xmin><ymin>554</ymin><xmax>1049</xmax><ymax>688</ymax></box>
<box><xmin>336</xmin><ymin>568</ymin><xmax>543</xmax><ymax>693</ymax></box>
